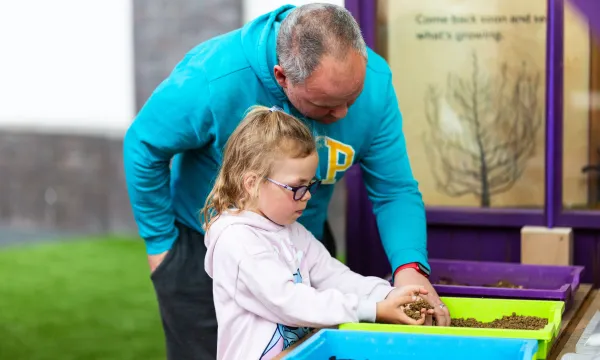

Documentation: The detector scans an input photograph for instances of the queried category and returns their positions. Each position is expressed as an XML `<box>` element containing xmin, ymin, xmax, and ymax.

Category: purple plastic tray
<box><xmin>429</xmin><ymin>259</ymin><xmax>584</xmax><ymax>305</ymax></box>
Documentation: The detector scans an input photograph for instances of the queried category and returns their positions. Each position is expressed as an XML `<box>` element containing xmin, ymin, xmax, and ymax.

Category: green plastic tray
<box><xmin>339</xmin><ymin>297</ymin><xmax>564</xmax><ymax>359</ymax></box>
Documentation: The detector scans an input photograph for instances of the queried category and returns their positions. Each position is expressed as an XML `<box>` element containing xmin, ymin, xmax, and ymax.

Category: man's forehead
<box><xmin>304</xmin><ymin>77</ymin><xmax>364</xmax><ymax>104</ymax></box>
<box><xmin>302</xmin><ymin>54</ymin><xmax>365</xmax><ymax>100</ymax></box>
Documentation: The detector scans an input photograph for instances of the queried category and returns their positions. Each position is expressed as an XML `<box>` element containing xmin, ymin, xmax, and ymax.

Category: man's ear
<box><xmin>273</xmin><ymin>65</ymin><xmax>288</xmax><ymax>89</ymax></box>
<box><xmin>243</xmin><ymin>172</ymin><xmax>259</xmax><ymax>195</ymax></box>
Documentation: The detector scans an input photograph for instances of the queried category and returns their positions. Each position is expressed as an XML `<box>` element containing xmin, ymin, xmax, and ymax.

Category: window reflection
<box><xmin>563</xmin><ymin>24</ymin><xmax>600</xmax><ymax>211</ymax></box>
<box><xmin>376</xmin><ymin>0</ymin><xmax>586</xmax><ymax>209</ymax></box>
<box><xmin>563</xmin><ymin>5</ymin><xmax>600</xmax><ymax>210</ymax></box>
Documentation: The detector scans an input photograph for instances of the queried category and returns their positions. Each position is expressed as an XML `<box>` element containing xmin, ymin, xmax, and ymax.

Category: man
<box><xmin>124</xmin><ymin>3</ymin><xmax>450</xmax><ymax>359</ymax></box>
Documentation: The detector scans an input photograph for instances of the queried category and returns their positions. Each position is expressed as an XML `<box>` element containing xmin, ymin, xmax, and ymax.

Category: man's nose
<box><xmin>330</xmin><ymin>105</ymin><xmax>348</xmax><ymax>119</ymax></box>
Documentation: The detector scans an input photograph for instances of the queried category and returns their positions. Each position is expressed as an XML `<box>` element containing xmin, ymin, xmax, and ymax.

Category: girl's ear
<box><xmin>242</xmin><ymin>172</ymin><xmax>258</xmax><ymax>195</ymax></box>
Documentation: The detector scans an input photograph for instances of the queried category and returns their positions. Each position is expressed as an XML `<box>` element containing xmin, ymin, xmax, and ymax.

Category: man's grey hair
<box><xmin>276</xmin><ymin>3</ymin><xmax>368</xmax><ymax>85</ymax></box>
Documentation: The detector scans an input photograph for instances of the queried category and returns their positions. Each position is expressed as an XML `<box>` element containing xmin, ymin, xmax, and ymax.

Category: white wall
<box><xmin>243</xmin><ymin>0</ymin><xmax>345</xmax><ymax>24</ymax></box>
<box><xmin>0</xmin><ymin>0</ymin><xmax>135</xmax><ymax>136</ymax></box>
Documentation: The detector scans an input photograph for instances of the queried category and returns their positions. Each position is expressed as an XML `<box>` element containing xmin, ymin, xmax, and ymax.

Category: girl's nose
<box><xmin>301</xmin><ymin>189</ymin><xmax>312</xmax><ymax>201</ymax></box>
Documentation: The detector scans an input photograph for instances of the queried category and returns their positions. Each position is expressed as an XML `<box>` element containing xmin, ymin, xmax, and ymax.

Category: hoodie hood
<box><xmin>204</xmin><ymin>211</ymin><xmax>284</xmax><ymax>278</ymax></box>
<box><xmin>241</xmin><ymin>4</ymin><xmax>296</xmax><ymax>110</ymax></box>
<box><xmin>239</xmin><ymin>4</ymin><xmax>328</xmax><ymax>159</ymax></box>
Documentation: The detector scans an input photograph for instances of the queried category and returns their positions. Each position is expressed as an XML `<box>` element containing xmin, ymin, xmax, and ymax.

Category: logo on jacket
<box><xmin>260</xmin><ymin>269</ymin><xmax>312</xmax><ymax>359</ymax></box>
<box><xmin>321</xmin><ymin>137</ymin><xmax>355</xmax><ymax>184</ymax></box>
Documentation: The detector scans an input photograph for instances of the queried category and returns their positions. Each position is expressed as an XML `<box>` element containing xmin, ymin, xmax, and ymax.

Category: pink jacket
<box><xmin>204</xmin><ymin>211</ymin><xmax>394</xmax><ymax>360</ymax></box>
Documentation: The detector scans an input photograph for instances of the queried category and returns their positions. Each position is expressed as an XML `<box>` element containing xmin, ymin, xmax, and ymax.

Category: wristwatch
<box><xmin>393</xmin><ymin>262</ymin><xmax>431</xmax><ymax>279</ymax></box>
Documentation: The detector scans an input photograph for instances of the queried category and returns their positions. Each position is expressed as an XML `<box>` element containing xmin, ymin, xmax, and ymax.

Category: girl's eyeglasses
<box><xmin>266</xmin><ymin>178</ymin><xmax>321</xmax><ymax>201</ymax></box>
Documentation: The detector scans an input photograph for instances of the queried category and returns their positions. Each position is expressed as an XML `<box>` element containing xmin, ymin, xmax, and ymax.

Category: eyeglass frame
<box><xmin>266</xmin><ymin>178</ymin><xmax>321</xmax><ymax>201</ymax></box>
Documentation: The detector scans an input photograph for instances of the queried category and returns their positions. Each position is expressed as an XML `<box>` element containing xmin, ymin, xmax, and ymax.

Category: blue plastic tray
<box><xmin>282</xmin><ymin>329</ymin><xmax>539</xmax><ymax>360</ymax></box>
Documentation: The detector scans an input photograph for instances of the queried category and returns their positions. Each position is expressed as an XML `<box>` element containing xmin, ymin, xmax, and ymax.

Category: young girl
<box><xmin>203</xmin><ymin>105</ymin><xmax>433</xmax><ymax>360</ymax></box>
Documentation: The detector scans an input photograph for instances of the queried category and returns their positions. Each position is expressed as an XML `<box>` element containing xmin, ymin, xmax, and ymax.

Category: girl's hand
<box><xmin>375</xmin><ymin>285</ymin><xmax>435</xmax><ymax>325</ymax></box>
<box><xmin>394</xmin><ymin>269</ymin><xmax>451</xmax><ymax>326</ymax></box>
<box><xmin>387</xmin><ymin>285</ymin><xmax>429</xmax><ymax>299</ymax></box>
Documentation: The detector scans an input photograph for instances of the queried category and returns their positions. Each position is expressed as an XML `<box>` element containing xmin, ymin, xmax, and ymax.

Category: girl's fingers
<box><xmin>415</xmin><ymin>311</ymin><xmax>426</xmax><ymax>325</ymax></box>
<box><xmin>398</xmin><ymin>285</ymin><xmax>427</xmax><ymax>297</ymax></box>
<box><xmin>392</xmin><ymin>295</ymin><xmax>419</xmax><ymax>306</ymax></box>
<box><xmin>398</xmin><ymin>311</ymin><xmax>426</xmax><ymax>325</ymax></box>
<box><xmin>419</xmin><ymin>293</ymin><xmax>437</xmax><ymax>308</ymax></box>
<box><xmin>398</xmin><ymin>314</ymin><xmax>420</xmax><ymax>325</ymax></box>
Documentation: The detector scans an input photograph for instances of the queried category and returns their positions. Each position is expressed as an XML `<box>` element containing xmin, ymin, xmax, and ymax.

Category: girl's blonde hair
<box><xmin>202</xmin><ymin>105</ymin><xmax>316</xmax><ymax>230</ymax></box>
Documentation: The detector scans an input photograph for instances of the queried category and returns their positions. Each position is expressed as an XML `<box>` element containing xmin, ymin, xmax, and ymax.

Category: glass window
<box><xmin>562</xmin><ymin>4</ymin><xmax>600</xmax><ymax>211</ymax></box>
<box><xmin>377</xmin><ymin>0</ymin><xmax>548</xmax><ymax>208</ymax></box>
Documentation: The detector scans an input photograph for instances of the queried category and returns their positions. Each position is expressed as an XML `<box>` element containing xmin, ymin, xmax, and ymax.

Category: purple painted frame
<box><xmin>545</xmin><ymin>0</ymin><xmax>564</xmax><ymax>229</ymax></box>
<box><xmin>345</xmin><ymin>0</ymin><xmax>600</xmax><ymax>236</ymax></box>
<box><xmin>570</xmin><ymin>0</ymin><xmax>600</xmax><ymax>39</ymax></box>
<box><xmin>547</xmin><ymin>0</ymin><xmax>600</xmax><ymax>230</ymax></box>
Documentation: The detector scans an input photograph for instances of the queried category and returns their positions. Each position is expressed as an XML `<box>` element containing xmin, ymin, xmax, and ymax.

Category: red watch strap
<box><xmin>393</xmin><ymin>262</ymin><xmax>429</xmax><ymax>279</ymax></box>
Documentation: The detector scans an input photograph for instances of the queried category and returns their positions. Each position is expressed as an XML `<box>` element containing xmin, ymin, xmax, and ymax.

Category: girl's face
<box><xmin>254</xmin><ymin>151</ymin><xmax>319</xmax><ymax>226</ymax></box>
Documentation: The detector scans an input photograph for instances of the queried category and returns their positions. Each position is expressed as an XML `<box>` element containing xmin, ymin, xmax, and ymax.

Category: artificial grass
<box><xmin>0</xmin><ymin>237</ymin><xmax>165</xmax><ymax>360</ymax></box>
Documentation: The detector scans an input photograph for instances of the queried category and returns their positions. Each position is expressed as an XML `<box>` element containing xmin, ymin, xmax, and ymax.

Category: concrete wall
<box><xmin>0</xmin><ymin>132</ymin><xmax>130</xmax><ymax>233</ymax></box>
<box><xmin>134</xmin><ymin>0</ymin><xmax>242</xmax><ymax>110</ymax></box>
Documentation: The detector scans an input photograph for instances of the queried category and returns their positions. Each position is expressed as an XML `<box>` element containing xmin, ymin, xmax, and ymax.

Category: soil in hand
<box><xmin>403</xmin><ymin>297</ymin><xmax>434</xmax><ymax>320</ymax></box>
<box><xmin>451</xmin><ymin>312</ymin><xmax>548</xmax><ymax>330</ymax></box>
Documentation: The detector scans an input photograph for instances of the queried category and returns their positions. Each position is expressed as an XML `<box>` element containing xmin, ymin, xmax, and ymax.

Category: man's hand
<box><xmin>148</xmin><ymin>251</ymin><xmax>169</xmax><ymax>273</ymax></box>
<box><xmin>394</xmin><ymin>268</ymin><xmax>451</xmax><ymax>326</ymax></box>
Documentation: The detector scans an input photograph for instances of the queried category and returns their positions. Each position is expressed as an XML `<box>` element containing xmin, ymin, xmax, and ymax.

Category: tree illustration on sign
<box><xmin>423</xmin><ymin>52</ymin><xmax>542</xmax><ymax>207</ymax></box>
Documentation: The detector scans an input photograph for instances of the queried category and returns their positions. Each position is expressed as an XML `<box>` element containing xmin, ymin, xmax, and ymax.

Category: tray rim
<box><xmin>428</xmin><ymin>259</ymin><xmax>585</xmax><ymax>297</ymax></box>
<box><xmin>428</xmin><ymin>258</ymin><xmax>585</xmax><ymax>276</ymax></box>
<box><xmin>339</xmin><ymin>297</ymin><xmax>565</xmax><ymax>341</ymax></box>
<box><xmin>284</xmin><ymin>329</ymin><xmax>540</xmax><ymax>359</ymax></box>
<box><xmin>433</xmin><ymin>283</ymin><xmax>572</xmax><ymax>299</ymax></box>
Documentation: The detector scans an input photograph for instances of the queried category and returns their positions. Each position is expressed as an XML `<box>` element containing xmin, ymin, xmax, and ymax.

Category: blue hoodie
<box><xmin>123</xmin><ymin>4</ymin><xmax>428</xmax><ymax>272</ymax></box>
